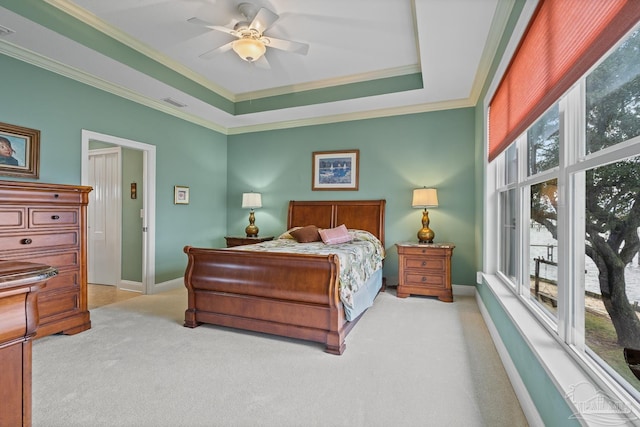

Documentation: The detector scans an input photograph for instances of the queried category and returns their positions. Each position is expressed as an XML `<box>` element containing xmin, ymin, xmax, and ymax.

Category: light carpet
<box><xmin>32</xmin><ymin>286</ymin><xmax>528</xmax><ymax>427</ymax></box>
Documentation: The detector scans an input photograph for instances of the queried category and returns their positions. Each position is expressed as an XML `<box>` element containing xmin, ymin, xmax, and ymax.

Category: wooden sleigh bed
<box><xmin>183</xmin><ymin>199</ymin><xmax>385</xmax><ymax>355</ymax></box>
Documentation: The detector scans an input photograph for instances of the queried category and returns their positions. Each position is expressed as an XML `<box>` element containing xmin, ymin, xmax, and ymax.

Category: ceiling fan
<box><xmin>188</xmin><ymin>2</ymin><xmax>309</xmax><ymax>65</ymax></box>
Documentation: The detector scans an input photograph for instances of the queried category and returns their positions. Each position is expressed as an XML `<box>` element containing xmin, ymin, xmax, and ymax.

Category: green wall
<box><xmin>227</xmin><ymin>109</ymin><xmax>478</xmax><ymax>286</ymax></box>
<box><xmin>121</xmin><ymin>147</ymin><xmax>143</xmax><ymax>282</ymax></box>
<box><xmin>0</xmin><ymin>53</ymin><xmax>227</xmax><ymax>284</ymax></box>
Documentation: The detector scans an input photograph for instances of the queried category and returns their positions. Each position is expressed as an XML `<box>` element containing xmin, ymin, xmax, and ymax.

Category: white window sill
<box><xmin>478</xmin><ymin>274</ymin><xmax>640</xmax><ymax>426</ymax></box>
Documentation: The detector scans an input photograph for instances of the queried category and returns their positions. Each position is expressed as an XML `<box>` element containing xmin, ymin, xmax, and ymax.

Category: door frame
<box><xmin>81</xmin><ymin>130</ymin><xmax>156</xmax><ymax>294</ymax></box>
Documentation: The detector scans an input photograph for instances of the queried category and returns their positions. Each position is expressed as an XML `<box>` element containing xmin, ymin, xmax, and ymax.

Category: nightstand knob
<box><xmin>421</xmin><ymin>276</ymin><xmax>427</xmax><ymax>282</ymax></box>
<box><xmin>422</xmin><ymin>261</ymin><xmax>427</xmax><ymax>266</ymax></box>
<box><xmin>422</xmin><ymin>249</ymin><xmax>426</xmax><ymax>253</ymax></box>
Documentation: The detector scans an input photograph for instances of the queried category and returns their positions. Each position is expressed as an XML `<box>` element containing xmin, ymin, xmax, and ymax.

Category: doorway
<box><xmin>81</xmin><ymin>130</ymin><xmax>156</xmax><ymax>294</ymax></box>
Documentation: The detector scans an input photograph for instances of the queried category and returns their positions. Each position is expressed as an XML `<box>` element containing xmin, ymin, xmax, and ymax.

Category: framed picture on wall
<box><xmin>312</xmin><ymin>149</ymin><xmax>359</xmax><ymax>191</ymax></box>
<box><xmin>174</xmin><ymin>185</ymin><xmax>190</xmax><ymax>205</ymax></box>
<box><xmin>0</xmin><ymin>121</ymin><xmax>40</xmax><ymax>178</ymax></box>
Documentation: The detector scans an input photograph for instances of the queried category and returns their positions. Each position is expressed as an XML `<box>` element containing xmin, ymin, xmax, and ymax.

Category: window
<box><xmin>584</xmin><ymin>156</ymin><xmax>640</xmax><ymax>394</ymax></box>
<box><xmin>491</xmin><ymin>25</ymin><xmax>640</xmax><ymax>405</ymax></box>
<box><xmin>529</xmin><ymin>178</ymin><xmax>558</xmax><ymax>318</ymax></box>
<box><xmin>527</xmin><ymin>104</ymin><xmax>559</xmax><ymax>176</ymax></box>
<box><xmin>586</xmin><ymin>30</ymin><xmax>640</xmax><ymax>155</ymax></box>
<box><xmin>499</xmin><ymin>188</ymin><xmax>517</xmax><ymax>283</ymax></box>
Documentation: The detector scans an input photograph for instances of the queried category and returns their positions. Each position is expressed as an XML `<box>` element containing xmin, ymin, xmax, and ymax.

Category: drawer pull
<box><xmin>422</xmin><ymin>249</ymin><xmax>426</xmax><ymax>253</ymax></box>
<box><xmin>51</xmin><ymin>215</ymin><xmax>60</xmax><ymax>220</ymax></box>
<box><xmin>422</xmin><ymin>261</ymin><xmax>427</xmax><ymax>266</ymax></box>
<box><xmin>421</xmin><ymin>276</ymin><xmax>427</xmax><ymax>282</ymax></box>
<box><xmin>54</xmin><ymin>194</ymin><xmax>59</xmax><ymax>198</ymax></box>
<box><xmin>21</xmin><ymin>238</ymin><xmax>33</xmax><ymax>245</ymax></box>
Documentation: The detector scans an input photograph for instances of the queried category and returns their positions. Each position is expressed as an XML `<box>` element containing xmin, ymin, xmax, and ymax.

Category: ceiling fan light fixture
<box><xmin>232</xmin><ymin>37</ymin><xmax>266</xmax><ymax>62</ymax></box>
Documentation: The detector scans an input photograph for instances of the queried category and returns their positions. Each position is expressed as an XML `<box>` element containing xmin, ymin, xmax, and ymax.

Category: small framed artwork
<box><xmin>312</xmin><ymin>149</ymin><xmax>359</xmax><ymax>191</ymax></box>
<box><xmin>0</xmin><ymin>121</ymin><xmax>40</xmax><ymax>178</ymax></box>
<box><xmin>174</xmin><ymin>185</ymin><xmax>190</xmax><ymax>205</ymax></box>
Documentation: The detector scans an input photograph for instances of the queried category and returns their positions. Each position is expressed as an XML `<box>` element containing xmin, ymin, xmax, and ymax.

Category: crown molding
<box><xmin>44</xmin><ymin>0</ymin><xmax>236</xmax><ymax>102</ymax></box>
<box><xmin>0</xmin><ymin>40</ymin><xmax>227</xmax><ymax>134</ymax></box>
<box><xmin>226</xmin><ymin>97</ymin><xmax>475</xmax><ymax>135</ymax></box>
<box><xmin>468</xmin><ymin>0</ymin><xmax>515</xmax><ymax>104</ymax></box>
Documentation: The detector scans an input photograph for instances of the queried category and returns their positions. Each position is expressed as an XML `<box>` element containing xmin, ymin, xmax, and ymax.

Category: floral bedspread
<box><xmin>231</xmin><ymin>229</ymin><xmax>385</xmax><ymax>309</ymax></box>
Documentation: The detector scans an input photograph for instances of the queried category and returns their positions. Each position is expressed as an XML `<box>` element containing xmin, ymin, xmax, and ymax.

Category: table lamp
<box><xmin>242</xmin><ymin>192</ymin><xmax>262</xmax><ymax>237</ymax></box>
<box><xmin>412</xmin><ymin>187</ymin><xmax>438</xmax><ymax>243</ymax></box>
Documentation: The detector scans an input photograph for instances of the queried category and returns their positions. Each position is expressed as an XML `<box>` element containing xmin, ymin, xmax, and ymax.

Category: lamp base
<box><xmin>417</xmin><ymin>209</ymin><xmax>434</xmax><ymax>243</ymax></box>
<box><xmin>417</xmin><ymin>227</ymin><xmax>434</xmax><ymax>244</ymax></box>
<box><xmin>245</xmin><ymin>225</ymin><xmax>259</xmax><ymax>238</ymax></box>
<box><xmin>245</xmin><ymin>210</ymin><xmax>258</xmax><ymax>237</ymax></box>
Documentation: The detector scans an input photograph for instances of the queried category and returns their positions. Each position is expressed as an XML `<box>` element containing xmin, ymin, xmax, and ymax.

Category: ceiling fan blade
<box><xmin>198</xmin><ymin>42</ymin><xmax>233</xmax><ymax>60</ymax></box>
<box><xmin>187</xmin><ymin>17</ymin><xmax>239</xmax><ymax>37</ymax></box>
<box><xmin>250</xmin><ymin>7</ymin><xmax>279</xmax><ymax>34</ymax></box>
<box><xmin>264</xmin><ymin>37</ymin><xmax>309</xmax><ymax>55</ymax></box>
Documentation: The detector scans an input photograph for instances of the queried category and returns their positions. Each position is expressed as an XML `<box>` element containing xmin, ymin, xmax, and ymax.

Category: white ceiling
<box><xmin>0</xmin><ymin>0</ymin><xmax>512</xmax><ymax>134</ymax></box>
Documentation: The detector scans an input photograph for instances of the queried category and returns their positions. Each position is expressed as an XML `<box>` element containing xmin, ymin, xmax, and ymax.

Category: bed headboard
<box><xmin>287</xmin><ymin>200</ymin><xmax>386</xmax><ymax>245</ymax></box>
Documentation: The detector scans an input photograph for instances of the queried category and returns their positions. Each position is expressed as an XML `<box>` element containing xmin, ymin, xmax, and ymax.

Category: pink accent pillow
<box><xmin>319</xmin><ymin>224</ymin><xmax>353</xmax><ymax>244</ymax></box>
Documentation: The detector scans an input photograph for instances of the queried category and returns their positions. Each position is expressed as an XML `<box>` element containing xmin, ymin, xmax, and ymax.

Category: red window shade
<box><xmin>488</xmin><ymin>0</ymin><xmax>640</xmax><ymax>161</ymax></box>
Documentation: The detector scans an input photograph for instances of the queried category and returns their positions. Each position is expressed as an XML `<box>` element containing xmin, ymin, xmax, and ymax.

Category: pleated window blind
<box><xmin>488</xmin><ymin>0</ymin><xmax>640</xmax><ymax>161</ymax></box>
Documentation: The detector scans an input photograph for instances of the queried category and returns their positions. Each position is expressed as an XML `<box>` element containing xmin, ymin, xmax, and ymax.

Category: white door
<box><xmin>88</xmin><ymin>147</ymin><xmax>122</xmax><ymax>286</ymax></box>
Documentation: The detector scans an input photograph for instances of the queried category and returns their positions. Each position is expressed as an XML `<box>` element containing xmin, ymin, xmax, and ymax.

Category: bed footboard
<box><xmin>183</xmin><ymin>246</ymin><xmax>353</xmax><ymax>355</ymax></box>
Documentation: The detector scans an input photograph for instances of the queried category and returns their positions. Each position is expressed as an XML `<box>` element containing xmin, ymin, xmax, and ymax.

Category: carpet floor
<box><xmin>32</xmin><ymin>286</ymin><xmax>528</xmax><ymax>427</ymax></box>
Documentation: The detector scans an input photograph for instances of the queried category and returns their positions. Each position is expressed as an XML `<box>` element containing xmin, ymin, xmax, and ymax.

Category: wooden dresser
<box><xmin>0</xmin><ymin>180</ymin><xmax>92</xmax><ymax>338</ymax></box>
<box><xmin>396</xmin><ymin>242</ymin><xmax>455</xmax><ymax>302</ymax></box>
<box><xmin>0</xmin><ymin>260</ymin><xmax>57</xmax><ymax>427</ymax></box>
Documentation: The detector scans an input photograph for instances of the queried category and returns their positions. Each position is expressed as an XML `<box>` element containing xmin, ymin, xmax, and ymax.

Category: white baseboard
<box><xmin>118</xmin><ymin>280</ymin><xmax>143</xmax><ymax>293</ymax></box>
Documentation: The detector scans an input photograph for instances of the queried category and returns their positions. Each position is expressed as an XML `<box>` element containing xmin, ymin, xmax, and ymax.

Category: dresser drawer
<box><xmin>39</xmin><ymin>268</ymin><xmax>79</xmax><ymax>294</ymax></box>
<box><xmin>0</xmin><ymin>249</ymin><xmax>79</xmax><ymax>270</ymax></box>
<box><xmin>403</xmin><ymin>256</ymin><xmax>445</xmax><ymax>271</ymax></box>
<box><xmin>38</xmin><ymin>291</ymin><xmax>79</xmax><ymax>321</ymax></box>
<box><xmin>0</xmin><ymin>208</ymin><xmax>26</xmax><ymax>231</ymax></box>
<box><xmin>29</xmin><ymin>208</ymin><xmax>79</xmax><ymax>228</ymax></box>
<box><xmin>0</xmin><ymin>230</ymin><xmax>79</xmax><ymax>252</ymax></box>
<box><xmin>0</xmin><ymin>188</ymin><xmax>83</xmax><ymax>205</ymax></box>
<box><xmin>404</xmin><ymin>271</ymin><xmax>445</xmax><ymax>287</ymax></box>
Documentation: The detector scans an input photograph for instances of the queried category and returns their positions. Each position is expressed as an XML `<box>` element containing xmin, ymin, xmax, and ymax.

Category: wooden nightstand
<box><xmin>225</xmin><ymin>236</ymin><xmax>274</xmax><ymax>248</ymax></box>
<box><xmin>396</xmin><ymin>242</ymin><xmax>455</xmax><ymax>302</ymax></box>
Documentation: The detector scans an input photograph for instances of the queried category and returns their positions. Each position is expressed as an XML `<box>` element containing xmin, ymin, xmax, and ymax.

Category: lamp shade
<box><xmin>232</xmin><ymin>38</ymin><xmax>266</xmax><ymax>62</ymax></box>
<box><xmin>242</xmin><ymin>192</ymin><xmax>262</xmax><ymax>209</ymax></box>
<box><xmin>412</xmin><ymin>188</ymin><xmax>438</xmax><ymax>208</ymax></box>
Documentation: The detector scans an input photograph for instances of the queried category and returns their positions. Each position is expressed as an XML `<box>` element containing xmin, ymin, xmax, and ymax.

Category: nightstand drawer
<box><xmin>399</xmin><ymin>246</ymin><xmax>442</xmax><ymax>256</ymax></box>
<box><xmin>403</xmin><ymin>256</ymin><xmax>444</xmax><ymax>271</ymax></box>
<box><xmin>404</xmin><ymin>272</ymin><xmax>445</xmax><ymax>286</ymax></box>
